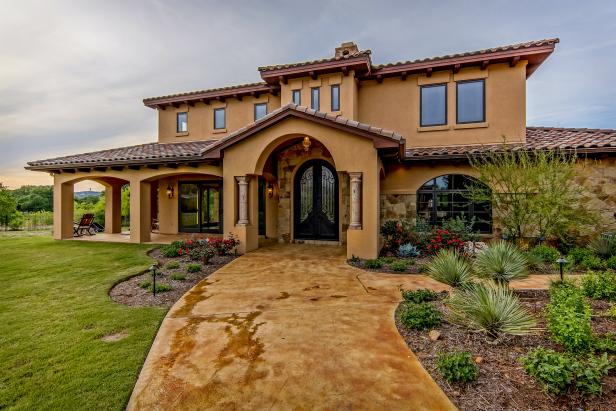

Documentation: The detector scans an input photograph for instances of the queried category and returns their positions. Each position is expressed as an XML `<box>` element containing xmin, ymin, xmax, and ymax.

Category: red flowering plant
<box><xmin>425</xmin><ymin>228</ymin><xmax>464</xmax><ymax>254</ymax></box>
<box><xmin>380</xmin><ymin>219</ymin><xmax>417</xmax><ymax>255</ymax></box>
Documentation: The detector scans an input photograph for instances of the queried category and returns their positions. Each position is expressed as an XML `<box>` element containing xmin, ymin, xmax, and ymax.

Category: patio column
<box><xmin>104</xmin><ymin>183</ymin><xmax>122</xmax><ymax>234</ymax></box>
<box><xmin>349</xmin><ymin>172</ymin><xmax>362</xmax><ymax>230</ymax></box>
<box><xmin>129</xmin><ymin>180</ymin><xmax>151</xmax><ymax>243</ymax></box>
<box><xmin>236</xmin><ymin>176</ymin><xmax>249</xmax><ymax>226</ymax></box>
<box><xmin>53</xmin><ymin>180</ymin><xmax>74</xmax><ymax>240</ymax></box>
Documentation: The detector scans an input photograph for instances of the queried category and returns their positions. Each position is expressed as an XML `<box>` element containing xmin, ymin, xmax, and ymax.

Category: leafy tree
<box><xmin>0</xmin><ymin>183</ymin><xmax>18</xmax><ymax>229</ymax></box>
<box><xmin>467</xmin><ymin>144</ymin><xmax>596</xmax><ymax>242</ymax></box>
<box><xmin>11</xmin><ymin>185</ymin><xmax>53</xmax><ymax>212</ymax></box>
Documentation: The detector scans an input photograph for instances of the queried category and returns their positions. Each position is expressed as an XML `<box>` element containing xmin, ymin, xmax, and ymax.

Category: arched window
<box><xmin>416</xmin><ymin>174</ymin><xmax>492</xmax><ymax>233</ymax></box>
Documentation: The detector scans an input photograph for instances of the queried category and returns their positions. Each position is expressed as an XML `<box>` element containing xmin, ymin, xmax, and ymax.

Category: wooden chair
<box><xmin>73</xmin><ymin>214</ymin><xmax>96</xmax><ymax>237</ymax></box>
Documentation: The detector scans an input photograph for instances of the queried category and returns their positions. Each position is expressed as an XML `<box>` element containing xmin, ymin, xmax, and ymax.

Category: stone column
<box><xmin>349</xmin><ymin>172</ymin><xmax>362</xmax><ymax>230</ymax></box>
<box><xmin>236</xmin><ymin>176</ymin><xmax>249</xmax><ymax>226</ymax></box>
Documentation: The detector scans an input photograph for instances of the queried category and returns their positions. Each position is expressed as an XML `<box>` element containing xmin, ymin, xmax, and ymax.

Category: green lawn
<box><xmin>0</xmin><ymin>233</ymin><xmax>167</xmax><ymax>410</ymax></box>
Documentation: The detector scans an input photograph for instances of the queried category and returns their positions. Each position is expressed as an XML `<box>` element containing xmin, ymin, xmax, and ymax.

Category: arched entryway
<box><xmin>293</xmin><ymin>159</ymin><xmax>339</xmax><ymax>241</ymax></box>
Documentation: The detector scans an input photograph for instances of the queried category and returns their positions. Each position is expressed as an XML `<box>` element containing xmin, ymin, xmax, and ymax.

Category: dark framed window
<box><xmin>213</xmin><ymin>108</ymin><xmax>225</xmax><ymax>129</ymax></box>
<box><xmin>292</xmin><ymin>89</ymin><xmax>301</xmax><ymax>105</ymax></box>
<box><xmin>311</xmin><ymin>87</ymin><xmax>320</xmax><ymax>111</ymax></box>
<box><xmin>420</xmin><ymin>84</ymin><xmax>447</xmax><ymax>127</ymax></box>
<box><xmin>416</xmin><ymin>174</ymin><xmax>492</xmax><ymax>233</ymax></box>
<box><xmin>457</xmin><ymin>79</ymin><xmax>485</xmax><ymax>124</ymax></box>
<box><xmin>254</xmin><ymin>103</ymin><xmax>267</xmax><ymax>120</ymax></box>
<box><xmin>176</xmin><ymin>112</ymin><xmax>188</xmax><ymax>133</ymax></box>
<box><xmin>178</xmin><ymin>181</ymin><xmax>223</xmax><ymax>233</ymax></box>
<box><xmin>330</xmin><ymin>84</ymin><xmax>340</xmax><ymax>111</ymax></box>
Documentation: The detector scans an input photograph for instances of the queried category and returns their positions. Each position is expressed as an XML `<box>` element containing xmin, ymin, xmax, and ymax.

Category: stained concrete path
<box><xmin>128</xmin><ymin>243</ymin><xmax>559</xmax><ymax>410</ymax></box>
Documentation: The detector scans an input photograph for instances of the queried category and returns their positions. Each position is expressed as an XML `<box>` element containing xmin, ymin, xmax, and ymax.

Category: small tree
<box><xmin>467</xmin><ymin>143</ymin><xmax>596</xmax><ymax>242</ymax></box>
<box><xmin>0</xmin><ymin>183</ymin><xmax>17</xmax><ymax>230</ymax></box>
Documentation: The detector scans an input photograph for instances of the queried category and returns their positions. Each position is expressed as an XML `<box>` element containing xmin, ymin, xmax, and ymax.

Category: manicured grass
<box><xmin>0</xmin><ymin>233</ymin><xmax>167</xmax><ymax>410</ymax></box>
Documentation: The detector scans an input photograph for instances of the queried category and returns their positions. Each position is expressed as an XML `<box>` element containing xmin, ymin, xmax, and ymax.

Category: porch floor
<box><xmin>70</xmin><ymin>232</ymin><xmax>222</xmax><ymax>244</ymax></box>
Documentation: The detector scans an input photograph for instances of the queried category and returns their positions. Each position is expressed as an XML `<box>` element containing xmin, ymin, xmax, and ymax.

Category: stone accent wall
<box><xmin>380</xmin><ymin>193</ymin><xmax>417</xmax><ymax>225</ymax></box>
<box><xmin>276</xmin><ymin>140</ymin><xmax>348</xmax><ymax>243</ymax></box>
<box><xmin>576</xmin><ymin>158</ymin><xmax>616</xmax><ymax>232</ymax></box>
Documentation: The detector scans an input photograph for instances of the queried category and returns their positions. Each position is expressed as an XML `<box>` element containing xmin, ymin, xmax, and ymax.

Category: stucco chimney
<box><xmin>335</xmin><ymin>42</ymin><xmax>359</xmax><ymax>58</ymax></box>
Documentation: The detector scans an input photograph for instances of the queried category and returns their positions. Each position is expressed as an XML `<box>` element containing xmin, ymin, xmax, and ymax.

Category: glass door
<box><xmin>179</xmin><ymin>182</ymin><xmax>222</xmax><ymax>233</ymax></box>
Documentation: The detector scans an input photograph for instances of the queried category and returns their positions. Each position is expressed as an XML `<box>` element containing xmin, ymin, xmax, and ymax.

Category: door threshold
<box><xmin>293</xmin><ymin>239</ymin><xmax>341</xmax><ymax>246</ymax></box>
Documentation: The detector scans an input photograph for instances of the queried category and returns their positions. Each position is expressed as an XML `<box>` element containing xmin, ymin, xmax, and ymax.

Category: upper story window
<box><xmin>254</xmin><ymin>103</ymin><xmax>267</xmax><ymax>121</ymax></box>
<box><xmin>330</xmin><ymin>85</ymin><xmax>340</xmax><ymax>111</ymax></box>
<box><xmin>420</xmin><ymin>84</ymin><xmax>447</xmax><ymax>127</ymax></box>
<box><xmin>311</xmin><ymin>87</ymin><xmax>320</xmax><ymax>111</ymax></box>
<box><xmin>457</xmin><ymin>79</ymin><xmax>485</xmax><ymax>124</ymax></box>
<box><xmin>177</xmin><ymin>112</ymin><xmax>188</xmax><ymax>133</ymax></box>
<box><xmin>214</xmin><ymin>108</ymin><xmax>226</xmax><ymax>130</ymax></box>
<box><xmin>292</xmin><ymin>89</ymin><xmax>301</xmax><ymax>105</ymax></box>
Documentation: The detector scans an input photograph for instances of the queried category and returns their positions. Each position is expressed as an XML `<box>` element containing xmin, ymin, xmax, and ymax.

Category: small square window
<box><xmin>177</xmin><ymin>112</ymin><xmax>188</xmax><ymax>133</ymax></box>
<box><xmin>331</xmin><ymin>85</ymin><xmax>340</xmax><ymax>111</ymax></box>
<box><xmin>311</xmin><ymin>87</ymin><xmax>320</xmax><ymax>111</ymax></box>
<box><xmin>292</xmin><ymin>89</ymin><xmax>301</xmax><ymax>105</ymax></box>
<box><xmin>213</xmin><ymin>108</ymin><xmax>225</xmax><ymax>130</ymax></box>
<box><xmin>420</xmin><ymin>84</ymin><xmax>447</xmax><ymax>127</ymax></box>
<box><xmin>254</xmin><ymin>103</ymin><xmax>267</xmax><ymax>120</ymax></box>
<box><xmin>457</xmin><ymin>79</ymin><xmax>485</xmax><ymax>124</ymax></box>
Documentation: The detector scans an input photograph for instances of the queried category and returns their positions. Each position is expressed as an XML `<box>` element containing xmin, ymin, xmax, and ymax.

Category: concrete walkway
<box><xmin>128</xmin><ymin>243</ymin><xmax>558</xmax><ymax>410</ymax></box>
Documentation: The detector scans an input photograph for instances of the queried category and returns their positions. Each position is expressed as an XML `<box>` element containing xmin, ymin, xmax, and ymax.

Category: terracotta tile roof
<box><xmin>143</xmin><ymin>82</ymin><xmax>274</xmax><ymax>106</ymax></box>
<box><xmin>373</xmin><ymin>38</ymin><xmax>559</xmax><ymax>69</ymax></box>
<box><xmin>258</xmin><ymin>50</ymin><xmax>372</xmax><ymax>72</ymax></box>
<box><xmin>26</xmin><ymin>140</ymin><xmax>218</xmax><ymax>170</ymax></box>
<box><xmin>405</xmin><ymin>126</ymin><xmax>616</xmax><ymax>159</ymax></box>
<box><xmin>200</xmin><ymin>103</ymin><xmax>404</xmax><ymax>158</ymax></box>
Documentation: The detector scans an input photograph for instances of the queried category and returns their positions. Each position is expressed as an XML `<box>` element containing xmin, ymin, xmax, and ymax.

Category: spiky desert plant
<box><xmin>589</xmin><ymin>235</ymin><xmax>616</xmax><ymax>259</ymax></box>
<box><xmin>474</xmin><ymin>241</ymin><xmax>528</xmax><ymax>286</ymax></box>
<box><xmin>426</xmin><ymin>249</ymin><xmax>473</xmax><ymax>288</ymax></box>
<box><xmin>447</xmin><ymin>283</ymin><xmax>537</xmax><ymax>339</ymax></box>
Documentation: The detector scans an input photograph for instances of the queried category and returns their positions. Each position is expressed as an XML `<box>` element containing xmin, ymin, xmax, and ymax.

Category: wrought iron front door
<box><xmin>294</xmin><ymin>160</ymin><xmax>339</xmax><ymax>240</ymax></box>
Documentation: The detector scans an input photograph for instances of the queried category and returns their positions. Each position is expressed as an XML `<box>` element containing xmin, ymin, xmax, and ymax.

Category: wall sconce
<box><xmin>267</xmin><ymin>184</ymin><xmax>274</xmax><ymax>198</ymax></box>
<box><xmin>302</xmin><ymin>136</ymin><xmax>311</xmax><ymax>151</ymax></box>
<box><xmin>166</xmin><ymin>185</ymin><xmax>174</xmax><ymax>199</ymax></box>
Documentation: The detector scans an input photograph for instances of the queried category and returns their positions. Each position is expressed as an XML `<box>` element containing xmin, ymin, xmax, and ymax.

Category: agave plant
<box><xmin>474</xmin><ymin>241</ymin><xmax>528</xmax><ymax>286</ymax></box>
<box><xmin>447</xmin><ymin>283</ymin><xmax>537</xmax><ymax>339</ymax></box>
<box><xmin>426</xmin><ymin>249</ymin><xmax>473</xmax><ymax>288</ymax></box>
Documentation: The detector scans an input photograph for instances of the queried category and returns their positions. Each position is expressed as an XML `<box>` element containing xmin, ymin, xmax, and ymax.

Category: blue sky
<box><xmin>1</xmin><ymin>0</ymin><xmax>615</xmax><ymax>189</ymax></box>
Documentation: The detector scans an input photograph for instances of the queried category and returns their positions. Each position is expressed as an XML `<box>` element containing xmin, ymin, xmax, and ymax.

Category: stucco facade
<box><xmin>26</xmin><ymin>38</ymin><xmax>616</xmax><ymax>258</ymax></box>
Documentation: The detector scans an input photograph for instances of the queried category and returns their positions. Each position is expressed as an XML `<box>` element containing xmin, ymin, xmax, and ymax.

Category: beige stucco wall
<box><xmin>158</xmin><ymin>94</ymin><xmax>282</xmax><ymax>143</ymax></box>
<box><xmin>358</xmin><ymin>62</ymin><xmax>527</xmax><ymax>147</ymax></box>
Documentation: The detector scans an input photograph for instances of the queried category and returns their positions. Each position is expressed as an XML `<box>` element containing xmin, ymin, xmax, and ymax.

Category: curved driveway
<box><xmin>127</xmin><ymin>243</ymin><xmax>457</xmax><ymax>410</ymax></box>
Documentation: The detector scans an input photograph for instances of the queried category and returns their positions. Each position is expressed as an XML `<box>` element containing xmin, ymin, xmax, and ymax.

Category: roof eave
<box><xmin>258</xmin><ymin>56</ymin><xmax>372</xmax><ymax>84</ymax></box>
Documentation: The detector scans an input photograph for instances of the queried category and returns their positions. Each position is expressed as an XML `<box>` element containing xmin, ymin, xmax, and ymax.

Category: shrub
<box><xmin>567</xmin><ymin>247</ymin><xmax>595</xmax><ymax>266</ymax></box>
<box><xmin>447</xmin><ymin>283</ymin><xmax>536</xmax><ymax>339</ymax></box>
<box><xmin>166</xmin><ymin>261</ymin><xmax>180</xmax><ymax>269</ymax></box>
<box><xmin>170</xmin><ymin>273</ymin><xmax>186</xmax><ymax>281</ymax></box>
<box><xmin>521</xmin><ymin>347</ymin><xmax>574</xmax><ymax>394</ymax></box>
<box><xmin>593</xmin><ymin>333</ymin><xmax>616</xmax><ymax>353</ymax></box>
<box><xmin>579</xmin><ymin>255</ymin><xmax>605</xmax><ymax>271</ymax></box>
<box><xmin>606</xmin><ymin>255</ymin><xmax>616</xmax><ymax>270</ymax></box>
<box><xmin>188</xmin><ymin>241</ymin><xmax>215</xmax><ymax>264</ymax></box>
<box><xmin>608</xmin><ymin>305</ymin><xmax>616</xmax><ymax>319</ymax></box>
<box><xmin>529</xmin><ymin>244</ymin><xmax>560</xmax><ymax>264</ymax></box>
<box><xmin>473</xmin><ymin>241</ymin><xmax>528</xmax><ymax>286</ymax></box>
<box><xmin>151</xmin><ymin>283</ymin><xmax>172</xmax><ymax>293</ymax></box>
<box><xmin>525</xmin><ymin>251</ymin><xmax>545</xmax><ymax>272</ymax></box>
<box><xmin>581</xmin><ymin>271</ymin><xmax>616</xmax><ymax>301</ymax></box>
<box><xmin>400</xmin><ymin>288</ymin><xmax>438</xmax><ymax>303</ymax></box>
<box><xmin>426</xmin><ymin>249</ymin><xmax>472</xmax><ymax>288</ymax></box>
<box><xmin>398</xmin><ymin>302</ymin><xmax>442</xmax><ymax>330</ymax></box>
<box><xmin>160</xmin><ymin>241</ymin><xmax>183</xmax><ymax>258</ymax></box>
<box><xmin>521</xmin><ymin>348</ymin><xmax>613</xmax><ymax>396</ymax></box>
<box><xmin>390</xmin><ymin>261</ymin><xmax>408</xmax><ymax>272</ymax></box>
<box><xmin>380</xmin><ymin>219</ymin><xmax>416</xmax><ymax>254</ymax></box>
<box><xmin>547</xmin><ymin>282</ymin><xmax>592</xmax><ymax>352</ymax></box>
<box><xmin>139</xmin><ymin>281</ymin><xmax>151</xmax><ymax>289</ymax></box>
<box><xmin>398</xmin><ymin>243</ymin><xmax>420</xmax><ymax>258</ymax></box>
<box><xmin>350</xmin><ymin>255</ymin><xmax>360</xmax><ymax>263</ymax></box>
<box><xmin>364</xmin><ymin>259</ymin><xmax>382</xmax><ymax>269</ymax></box>
<box><xmin>590</xmin><ymin>235</ymin><xmax>616</xmax><ymax>259</ymax></box>
<box><xmin>436</xmin><ymin>351</ymin><xmax>478</xmax><ymax>383</ymax></box>
<box><xmin>442</xmin><ymin>216</ymin><xmax>480</xmax><ymax>243</ymax></box>
<box><xmin>378</xmin><ymin>256</ymin><xmax>395</xmax><ymax>264</ymax></box>
<box><xmin>425</xmin><ymin>228</ymin><xmax>465</xmax><ymax>254</ymax></box>
<box><xmin>186</xmin><ymin>263</ymin><xmax>201</xmax><ymax>273</ymax></box>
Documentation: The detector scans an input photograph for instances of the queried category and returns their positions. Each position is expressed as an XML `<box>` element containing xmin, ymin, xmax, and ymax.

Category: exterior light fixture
<box><xmin>166</xmin><ymin>185</ymin><xmax>174</xmax><ymax>199</ymax></box>
<box><xmin>556</xmin><ymin>256</ymin><xmax>567</xmax><ymax>282</ymax></box>
<box><xmin>302</xmin><ymin>136</ymin><xmax>311</xmax><ymax>151</ymax></box>
<box><xmin>149</xmin><ymin>263</ymin><xmax>159</xmax><ymax>296</ymax></box>
<box><xmin>267</xmin><ymin>184</ymin><xmax>274</xmax><ymax>198</ymax></box>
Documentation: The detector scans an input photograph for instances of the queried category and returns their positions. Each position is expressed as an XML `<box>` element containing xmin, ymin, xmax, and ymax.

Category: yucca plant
<box><xmin>474</xmin><ymin>241</ymin><xmax>528</xmax><ymax>286</ymax></box>
<box><xmin>447</xmin><ymin>283</ymin><xmax>537</xmax><ymax>339</ymax></box>
<box><xmin>589</xmin><ymin>235</ymin><xmax>616</xmax><ymax>259</ymax></box>
<box><xmin>426</xmin><ymin>249</ymin><xmax>472</xmax><ymax>288</ymax></box>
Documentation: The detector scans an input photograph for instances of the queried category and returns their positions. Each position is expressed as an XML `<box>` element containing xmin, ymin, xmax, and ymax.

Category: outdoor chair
<box><xmin>73</xmin><ymin>214</ymin><xmax>96</xmax><ymax>237</ymax></box>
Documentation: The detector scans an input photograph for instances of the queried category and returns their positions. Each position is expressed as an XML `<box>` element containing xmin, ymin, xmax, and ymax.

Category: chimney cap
<box><xmin>335</xmin><ymin>42</ymin><xmax>360</xmax><ymax>58</ymax></box>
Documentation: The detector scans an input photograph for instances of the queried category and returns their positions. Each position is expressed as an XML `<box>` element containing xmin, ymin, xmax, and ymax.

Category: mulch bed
<box><xmin>395</xmin><ymin>290</ymin><xmax>616</xmax><ymax>411</ymax></box>
<box><xmin>347</xmin><ymin>256</ymin><xmax>432</xmax><ymax>274</ymax></box>
<box><xmin>109</xmin><ymin>248</ymin><xmax>236</xmax><ymax>308</ymax></box>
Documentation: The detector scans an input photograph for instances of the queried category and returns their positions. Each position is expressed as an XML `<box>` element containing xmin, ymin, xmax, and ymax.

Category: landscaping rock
<box><xmin>428</xmin><ymin>330</ymin><xmax>441</xmax><ymax>341</ymax></box>
<box><xmin>474</xmin><ymin>356</ymin><xmax>483</xmax><ymax>364</ymax></box>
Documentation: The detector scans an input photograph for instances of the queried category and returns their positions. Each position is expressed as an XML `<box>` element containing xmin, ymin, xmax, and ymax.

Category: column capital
<box><xmin>235</xmin><ymin>176</ymin><xmax>249</xmax><ymax>185</ymax></box>
<box><xmin>349</xmin><ymin>172</ymin><xmax>362</xmax><ymax>182</ymax></box>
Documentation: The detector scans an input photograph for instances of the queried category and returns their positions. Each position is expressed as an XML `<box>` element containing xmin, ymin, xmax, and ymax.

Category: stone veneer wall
<box><xmin>276</xmin><ymin>140</ymin><xmax>349</xmax><ymax>244</ymax></box>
